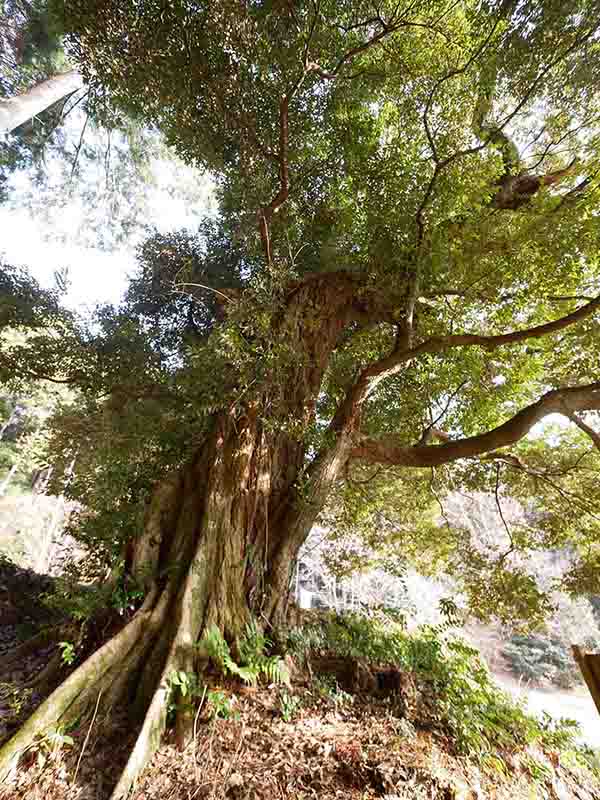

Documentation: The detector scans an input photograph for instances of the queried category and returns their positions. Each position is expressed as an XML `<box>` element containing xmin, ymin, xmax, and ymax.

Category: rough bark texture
<box><xmin>0</xmin><ymin>275</ymin><xmax>365</xmax><ymax>798</ymax></box>
<box><xmin>0</xmin><ymin>69</ymin><xmax>83</xmax><ymax>134</ymax></box>
<box><xmin>0</xmin><ymin>427</ymin><xmax>294</xmax><ymax>797</ymax></box>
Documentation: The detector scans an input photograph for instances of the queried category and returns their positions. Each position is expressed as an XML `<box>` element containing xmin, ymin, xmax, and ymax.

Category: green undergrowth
<box><xmin>166</xmin><ymin>620</ymin><xmax>291</xmax><ymax>726</ymax></box>
<box><xmin>201</xmin><ymin>620</ymin><xmax>290</xmax><ymax>686</ymax></box>
<box><xmin>284</xmin><ymin>611</ymin><xmax>600</xmax><ymax>775</ymax></box>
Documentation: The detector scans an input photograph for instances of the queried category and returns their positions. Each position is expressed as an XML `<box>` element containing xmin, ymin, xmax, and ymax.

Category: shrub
<box><xmin>502</xmin><ymin>634</ymin><xmax>580</xmax><ymax>689</ymax></box>
<box><xmin>206</xmin><ymin>689</ymin><xmax>238</xmax><ymax>720</ymax></box>
<box><xmin>286</xmin><ymin>610</ymin><xmax>408</xmax><ymax>664</ymax></box>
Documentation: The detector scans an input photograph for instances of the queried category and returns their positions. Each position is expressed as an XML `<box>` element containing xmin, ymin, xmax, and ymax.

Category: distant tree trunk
<box><xmin>0</xmin><ymin>464</ymin><xmax>17</xmax><ymax>496</ymax></box>
<box><xmin>0</xmin><ymin>68</ymin><xmax>83</xmax><ymax>134</ymax></box>
<box><xmin>34</xmin><ymin>495</ymin><xmax>65</xmax><ymax>574</ymax></box>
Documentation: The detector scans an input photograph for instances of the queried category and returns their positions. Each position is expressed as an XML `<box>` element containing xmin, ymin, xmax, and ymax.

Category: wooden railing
<box><xmin>572</xmin><ymin>645</ymin><xmax>600</xmax><ymax>716</ymax></box>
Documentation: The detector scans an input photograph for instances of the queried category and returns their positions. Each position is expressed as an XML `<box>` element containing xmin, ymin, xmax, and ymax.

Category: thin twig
<box><xmin>424</xmin><ymin>379</ymin><xmax>469</xmax><ymax>437</ymax></box>
<box><xmin>218</xmin><ymin>719</ymin><xmax>246</xmax><ymax>797</ymax></box>
<box><xmin>494</xmin><ymin>464</ymin><xmax>515</xmax><ymax>563</ymax></box>
<box><xmin>104</xmin><ymin>128</ymin><xmax>112</xmax><ymax>188</ymax></box>
<box><xmin>173</xmin><ymin>282</ymin><xmax>234</xmax><ymax>302</ymax></box>
<box><xmin>500</xmin><ymin>459</ymin><xmax>600</xmax><ymax>523</ymax></box>
<box><xmin>192</xmin><ymin>685</ymin><xmax>207</xmax><ymax>782</ymax></box>
<box><xmin>561</xmin><ymin>404</ymin><xmax>600</xmax><ymax>451</ymax></box>
<box><xmin>430</xmin><ymin>467</ymin><xmax>452</xmax><ymax>529</ymax></box>
<box><xmin>69</xmin><ymin>112</ymin><xmax>90</xmax><ymax>183</ymax></box>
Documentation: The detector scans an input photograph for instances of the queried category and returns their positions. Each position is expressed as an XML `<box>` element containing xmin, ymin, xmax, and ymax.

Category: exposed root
<box><xmin>108</xmin><ymin>660</ymin><xmax>170</xmax><ymax>800</ymax></box>
<box><xmin>0</xmin><ymin>586</ymin><xmax>159</xmax><ymax>781</ymax></box>
<box><xmin>0</xmin><ymin>425</ymin><xmax>306</xmax><ymax>799</ymax></box>
<box><xmin>109</xmin><ymin>534</ymin><xmax>212</xmax><ymax>799</ymax></box>
<box><xmin>27</xmin><ymin>650</ymin><xmax>65</xmax><ymax>692</ymax></box>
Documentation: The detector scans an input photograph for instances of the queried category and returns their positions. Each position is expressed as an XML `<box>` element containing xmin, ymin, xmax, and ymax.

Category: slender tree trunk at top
<box><xmin>0</xmin><ymin>68</ymin><xmax>83</xmax><ymax>134</ymax></box>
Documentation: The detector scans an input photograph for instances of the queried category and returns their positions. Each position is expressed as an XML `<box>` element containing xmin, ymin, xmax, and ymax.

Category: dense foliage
<box><xmin>3</xmin><ymin>3</ymin><xmax>600</xmax><ymax>794</ymax></box>
<box><xmin>0</xmin><ymin>0</ymin><xmax>68</xmax><ymax>192</ymax></box>
<box><xmin>2</xmin><ymin>0</ymin><xmax>598</xmax><ymax>625</ymax></box>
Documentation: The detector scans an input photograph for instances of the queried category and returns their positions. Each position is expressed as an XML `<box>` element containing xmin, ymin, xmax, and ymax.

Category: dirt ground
<box><xmin>2</xmin><ymin>683</ymin><xmax>600</xmax><ymax>800</ymax></box>
<box><xmin>2</xmin><ymin>566</ymin><xmax>600</xmax><ymax>800</ymax></box>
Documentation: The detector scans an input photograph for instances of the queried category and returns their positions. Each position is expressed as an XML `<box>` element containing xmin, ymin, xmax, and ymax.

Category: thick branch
<box><xmin>351</xmin><ymin>383</ymin><xmax>600</xmax><ymax>467</ymax></box>
<box><xmin>416</xmin><ymin>4</ymin><xmax>516</xmax><ymax>237</ymax></box>
<box><xmin>330</xmin><ymin>291</ymin><xmax>600</xmax><ymax>433</ymax></box>
<box><xmin>414</xmin><ymin>292</ymin><xmax>600</xmax><ymax>352</ymax></box>
<box><xmin>305</xmin><ymin>9</ymin><xmax>423</xmax><ymax>80</ymax></box>
<box><xmin>259</xmin><ymin>7</ymin><xmax>415</xmax><ymax>262</ymax></box>
<box><xmin>417</xmin><ymin>12</ymin><xmax>599</xmax><ymax>236</ymax></box>
<box><xmin>562</xmin><ymin>405</ymin><xmax>600</xmax><ymax>451</ymax></box>
<box><xmin>493</xmin><ymin>159</ymin><xmax>579</xmax><ymax>211</ymax></box>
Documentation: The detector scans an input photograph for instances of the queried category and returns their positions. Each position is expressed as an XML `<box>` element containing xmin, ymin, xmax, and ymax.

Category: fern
<box><xmin>202</xmin><ymin>625</ymin><xmax>232</xmax><ymax>672</ymax></box>
<box><xmin>228</xmin><ymin>662</ymin><xmax>261</xmax><ymax>686</ymax></box>
<box><xmin>262</xmin><ymin>655</ymin><xmax>290</xmax><ymax>685</ymax></box>
<box><xmin>199</xmin><ymin>621</ymin><xmax>288</xmax><ymax>686</ymax></box>
<box><xmin>239</xmin><ymin>619</ymin><xmax>271</xmax><ymax>665</ymax></box>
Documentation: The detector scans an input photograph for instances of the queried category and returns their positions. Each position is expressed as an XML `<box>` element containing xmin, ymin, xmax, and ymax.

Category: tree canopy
<box><xmin>2</xmin><ymin>2</ymin><xmax>600</xmax><ymax>794</ymax></box>
<box><xmin>29</xmin><ymin>0</ymin><xmax>598</xmax><ymax>616</ymax></box>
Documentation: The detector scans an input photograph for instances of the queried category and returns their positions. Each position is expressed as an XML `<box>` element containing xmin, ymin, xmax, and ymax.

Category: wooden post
<box><xmin>572</xmin><ymin>645</ymin><xmax>600</xmax><ymax>716</ymax></box>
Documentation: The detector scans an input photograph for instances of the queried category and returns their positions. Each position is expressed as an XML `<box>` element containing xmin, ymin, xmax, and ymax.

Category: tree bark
<box><xmin>0</xmin><ymin>69</ymin><xmax>83</xmax><ymax>134</ymax></box>
<box><xmin>0</xmin><ymin>275</ymin><xmax>362</xmax><ymax>798</ymax></box>
<box><xmin>0</xmin><ymin>411</ymin><xmax>347</xmax><ymax>797</ymax></box>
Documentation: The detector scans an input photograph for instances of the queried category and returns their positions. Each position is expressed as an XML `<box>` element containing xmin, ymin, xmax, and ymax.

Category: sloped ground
<box><xmin>1</xmin><ymin>681</ymin><xmax>599</xmax><ymax>800</ymax></box>
<box><xmin>1</xmin><ymin>562</ymin><xmax>600</xmax><ymax>800</ymax></box>
<box><xmin>465</xmin><ymin>623</ymin><xmax>600</xmax><ymax>749</ymax></box>
<box><xmin>0</xmin><ymin>558</ymin><xmax>63</xmax><ymax>739</ymax></box>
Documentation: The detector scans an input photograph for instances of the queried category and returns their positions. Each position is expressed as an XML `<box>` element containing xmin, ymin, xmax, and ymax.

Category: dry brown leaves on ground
<box><xmin>1</xmin><ymin>682</ymin><xmax>599</xmax><ymax>800</ymax></box>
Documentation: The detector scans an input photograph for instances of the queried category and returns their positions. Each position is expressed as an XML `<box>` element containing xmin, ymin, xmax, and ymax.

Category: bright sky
<box><xmin>0</xmin><ymin>113</ymin><xmax>214</xmax><ymax>312</ymax></box>
<box><xmin>0</xmin><ymin>205</ymin><xmax>133</xmax><ymax>310</ymax></box>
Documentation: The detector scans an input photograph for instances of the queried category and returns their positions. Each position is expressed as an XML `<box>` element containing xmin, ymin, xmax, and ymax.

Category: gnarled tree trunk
<box><xmin>0</xmin><ymin>274</ymin><xmax>360</xmax><ymax>799</ymax></box>
<box><xmin>4</xmin><ymin>264</ymin><xmax>596</xmax><ymax>797</ymax></box>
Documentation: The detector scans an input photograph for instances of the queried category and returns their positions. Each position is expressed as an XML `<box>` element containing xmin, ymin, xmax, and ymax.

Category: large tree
<box><xmin>2</xmin><ymin>1</ymin><xmax>600</xmax><ymax>796</ymax></box>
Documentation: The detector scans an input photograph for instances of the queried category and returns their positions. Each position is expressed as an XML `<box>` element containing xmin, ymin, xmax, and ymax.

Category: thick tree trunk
<box><xmin>0</xmin><ymin>69</ymin><xmax>83</xmax><ymax>134</ymax></box>
<box><xmin>0</xmin><ymin>274</ymin><xmax>365</xmax><ymax>797</ymax></box>
<box><xmin>0</xmin><ymin>411</ymin><xmax>343</xmax><ymax>797</ymax></box>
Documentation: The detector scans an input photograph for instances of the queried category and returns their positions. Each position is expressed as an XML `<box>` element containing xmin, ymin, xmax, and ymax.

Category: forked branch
<box><xmin>329</xmin><ymin>290</ymin><xmax>600</xmax><ymax>433</ymax></box>
<box><xmin>350</xmin><ymin>382</ymin><xmax>600</xmax><ymax>468</ymax></box>
<box><xmin>561</xmin><ymin>404</ymin><xmax>600</xmax><ymax>451</ymax></box>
